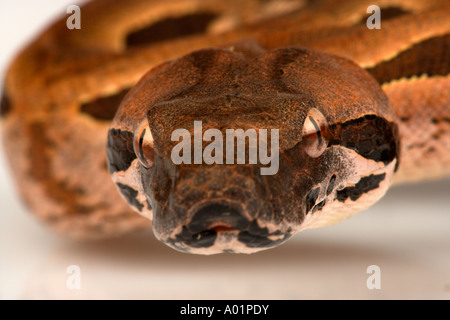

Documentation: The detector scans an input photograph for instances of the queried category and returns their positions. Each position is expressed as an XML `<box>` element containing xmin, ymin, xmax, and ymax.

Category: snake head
<box><xmin>107</xmin><ymin>47</ymin><xmax>399</xmax><ymax>254</ymax></box>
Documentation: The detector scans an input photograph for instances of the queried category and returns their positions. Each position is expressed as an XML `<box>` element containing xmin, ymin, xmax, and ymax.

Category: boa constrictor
<box><xmin>1</xmin><ymin>0</ymin><xmax>449</xmax><ymax>254</ymax></box>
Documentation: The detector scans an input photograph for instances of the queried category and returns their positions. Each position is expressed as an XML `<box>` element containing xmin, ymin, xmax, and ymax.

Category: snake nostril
<box><xmin>188</xmin><ymin>203</ymin><xmax>250</xmax><ymax>234</ymax></box>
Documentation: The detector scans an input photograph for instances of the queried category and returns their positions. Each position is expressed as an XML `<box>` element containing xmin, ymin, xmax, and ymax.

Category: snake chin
<box><xmin>164</xmin><ymin>229</ymin><xmax>293</xmax><ymax>255</ymax></box>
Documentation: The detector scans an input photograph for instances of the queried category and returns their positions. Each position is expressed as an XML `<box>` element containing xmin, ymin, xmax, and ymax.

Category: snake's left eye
<box><xmin>302</xmin><ymin>108</ymin><xmax>329</xmax><ymax>158</ymax></box>
<box><xmin>133</xmin><ymin>120</ymin><xmax>154</xmax><ymax>168</ymax></box>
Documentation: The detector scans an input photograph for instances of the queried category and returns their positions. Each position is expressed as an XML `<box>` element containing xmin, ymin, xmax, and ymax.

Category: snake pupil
<box><xmin>133</xmin><ymin>120</ymin><xmax>155</xmax><ymax>168</ymax></box>
<box><xmin>308</xmin><ymin>116</ymin><xmax>322</xmax><ymax>146</ymax></box>
<box><xmin>139</xmin><ymin>129</ymin><xmax>146</xmax><ymax>161</ymax></box>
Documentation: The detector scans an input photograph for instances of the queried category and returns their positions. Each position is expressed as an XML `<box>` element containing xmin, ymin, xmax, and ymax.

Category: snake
<box><xmin>1</xmin><ymin>0</ymin><xmax>449</xmax><ymax>254</ymax></box>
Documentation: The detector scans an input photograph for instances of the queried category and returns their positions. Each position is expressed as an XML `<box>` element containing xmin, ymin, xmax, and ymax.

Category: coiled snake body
<box><xmin>1</xmin><ymin>0</ymin><xmax>449</xmax><ymax>254</ymax></box>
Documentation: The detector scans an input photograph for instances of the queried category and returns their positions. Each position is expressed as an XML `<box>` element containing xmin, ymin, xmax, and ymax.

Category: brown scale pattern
<box><xmin>383</xmin><ymin>76</ymin><xmax>450</xmax><ymax>184</ymax></box>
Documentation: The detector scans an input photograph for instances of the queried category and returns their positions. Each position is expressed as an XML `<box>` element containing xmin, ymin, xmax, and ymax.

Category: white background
<box><xmin>0</xmin><ymin>0</ymin><xmax>449</xmax><ymax>299</ymax></box>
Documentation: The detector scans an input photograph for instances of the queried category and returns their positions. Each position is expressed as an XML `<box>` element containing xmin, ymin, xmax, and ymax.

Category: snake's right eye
<box><xmin>302</xmin><ymin>108</ymin><xmax>329</xmax><ymax>158</ymax></box>
<box><xmin>133</xmin><ymin>120</ymin><xmax>154</xmax><ymax>168</ymax></box>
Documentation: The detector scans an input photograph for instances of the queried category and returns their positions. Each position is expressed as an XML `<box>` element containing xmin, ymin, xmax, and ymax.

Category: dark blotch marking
<box><xmin>381</xmin><ymin>7</ymin><xmax>410</xmax><ymax>20</ymax></box>
<box><xmin>337</xmin><ymin>173</ymin><xmax>386</xmax><ymax>202</ymax></box>
<box><xmin>406</xmin><ymin>142</ymin><xmax>426</xmax><ymax>150</ymax></box>
<box><xmin>326</xmin><ymin>175</ymin><xmax>336</xmax><ymax>196</ymax></box>
<box><xmin>357</xmin><ymin>6</ymin><xmax>410</xmax><ymax>25</ymax></box>
<box><xmin>330</xmin><ymin>115</ymin><xmax>399</xmax><ymax>165</ymax></box>
<box><xmin>170</xmin><ymin>226</ymin><xmax>217</xmax><ymax>249</ymax></box>
<box><xmin>116</xmin><ymin>183</ymin><xmax>143</xmax><ymax>212</ymax></box>
<box><xmin>312</xmin><ymin>200</ymin><xmax>326</xmax><ymax>214</ymax></box>
<box><xmin>28</xmin><ymin>122</ymin><xmax>106</xmax><ymax>216</ymax></box>
<box><xmin>306</xmin><ymin>187</ymin><xmax>320</xmax><ymax>213</ymax></box>
<box><xmin>432</xmin><ymin>117</ymin><xmax>450</xmax><ymax>124</ymax></box>
<box><xmin>247</xmin><ymin>220</ymin><xmax>282</xmax><ymax>237</ymax></box>
<box><xmin>126</xmin><ymin>12</ymin><xmax>218</xmax><ymax>48</ymax></box>
<box><xmin>106</xmin><ymin>128</ymin><xmax>136</xmax><ymax>174</ymax></box>
<box><xmin>366</xmin><ymin>34</ymin><xmax>450</xmax><ymax>84</ymax></box>
<box><xmin>0</xmin><ymin>92</ymin><xmax>12</xmax><ymax>117</ymax></box>
<box><xmin>81</xmin><ymin>88</ymin><xmax>130</xmax><ymax>120</ymax></box>
<box><xmin>238</xmin><ymin>230</ymin><xmax>291</xmax><ymax>248</ymax></box>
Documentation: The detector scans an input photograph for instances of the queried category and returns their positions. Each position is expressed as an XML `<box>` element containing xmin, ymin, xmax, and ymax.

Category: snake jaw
<box><xmin>145</xmin><ymin>162</ymin><xmax>295</xmax><ymax>254</ymax></box>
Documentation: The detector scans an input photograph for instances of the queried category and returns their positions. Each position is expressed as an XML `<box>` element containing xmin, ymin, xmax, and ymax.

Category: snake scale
<box><xmin>1</xmin><ymin>0</ymin><xmax>449</xmax><ymax>254</ymax></box>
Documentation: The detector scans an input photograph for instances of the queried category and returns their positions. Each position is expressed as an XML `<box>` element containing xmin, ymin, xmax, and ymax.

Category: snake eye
<box><xmin>133</xmin><ymin>120</ymin><xmax>154</xmax><ymax>168</ymax></box>
<box><xmin>302</xmin><ymin>108</ymin><xmax>329</xmax><ymax>158</ymax></box>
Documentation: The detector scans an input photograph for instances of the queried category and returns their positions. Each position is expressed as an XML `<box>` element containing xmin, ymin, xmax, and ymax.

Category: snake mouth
<box><xmin>173</xmin><ymin>203</ymin><xmax>250</xmax><ymax>249</ymax></box>
<box><xmin>210</xmin><ymin>225</ymin><xmax>235</xmax><ymax>233</ymax></box>
<box><xmin>164</xmin><ymin>203</ymin><xmax>293</xmax><ymax>254</ymax></box>
<box><xmin>189</xmin><ymin>203</ymin><xmax>251</xmax><ymax>233</ymax></box>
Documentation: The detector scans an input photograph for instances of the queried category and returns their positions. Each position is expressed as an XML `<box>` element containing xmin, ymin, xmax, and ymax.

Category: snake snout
<box><xmin>163</xmin><ymin>201</ymin><xmax>293</xmax><ymax>254</ymax></box>
<box><xmin>164</xmin><ymin>202</ymin><xmax>251</xmax><ymax>252</ymax></box>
